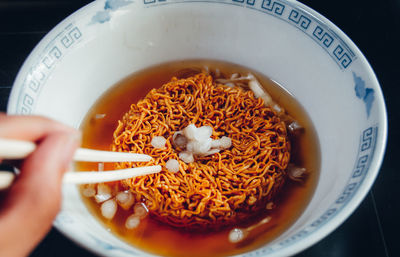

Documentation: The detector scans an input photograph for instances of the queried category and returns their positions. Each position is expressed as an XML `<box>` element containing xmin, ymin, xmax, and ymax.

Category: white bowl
<box><xmin>8</xmin><ymin>0</ymin><xmax>387</xmax><ymax>256</ymax></box>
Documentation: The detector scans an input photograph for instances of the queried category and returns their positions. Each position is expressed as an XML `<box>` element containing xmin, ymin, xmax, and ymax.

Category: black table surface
<box><xmin>1</xmin><ymin>1</ymin><xmax>399</xmax><ymax>256</ymax></box>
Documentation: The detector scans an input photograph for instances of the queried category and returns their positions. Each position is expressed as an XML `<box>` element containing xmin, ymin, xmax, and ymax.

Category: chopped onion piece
<box><xmin>229</xmin><ymin>228</ymin><xmax>245</xmax><ymax>243</ymax></box>
<box><xmin>186</xmin><ymin>141</ymin><xmax>195</xmax><ymax>152</ymax></box>
<box><xmin>194</xmin><ymin>126</ymin><xmax>212</xmax><ymax>141</ymax></box>
<box><xmin>203</xmin><ymin>148</ymin><xmax>220</xmax><ymax>156</ymax></box>
<box><xmin>95</xmin><ymin>183</ymin><xmax>112</xmax><ymax>203</ymax></box>
<box><xmin>179</xmin><ymin>151</ymin><xmax>194</xmax><ymax>163</ymax></box>
<box><xmin>229</xmin><ymin>216</ymin><xmax>271</xmax><ymax>244</ymax></box>
<box><xmin>151</xmin><ymin>136</ymin><xmax>167</xmax><ymax>149</ymax></box>
<box><xmin>288</xmin><ymin>121</ymin><xmax>303</xmax><ymax>133</ymax></box>
<box><xmin>95</xmin><ymin>114</ymin><xmax>106</xmax><ymax>119</ymax></box>
<box><xmin>183</xmin><ymin>124</ymin><xmax>197</xmax><ymax>140</ymax></box>
<box><xmin>272</xmin><ymin>104</ymin><xmax>283</xmax><ymax>114</ymax></box>
<box><xmin>174</xmin><ymin>124</ymin><xmax>232</xmax><ymax>163</ymax></box>
<box><xmin>248</xmin><ymin>80</ymin><xmax>265</xmax><ymax>98</ymax></box>
<box><xmin>116</xmin><ymin>191</ymin><xmax>135</xmax><ymax>210</ymax></box>
<box><xmin>101</xmin><ymin>199</ymin><xmax>117</xmax><ymax>219</ymax></box>
<box><xmin>211</xmin><ymin>136</ymin><xmax>232</xmax><ymax>149</ymax></box>
<box><xmin>287</xmin><ymin>164</ymin><xmax>307</xmax><ymax>182</ymax></box>
<box><xmin>190</xmin><ymin>138</ymin><xmax>212</xmax><ymax>155</ymax></box>
<box><xmin>133</xmin><ymin>203</ymin><xmax>149</xmax><ymax>219</ymax></box>
<box><xmin>172</xmin><ymin>132</ymin><xmax>187</xmax><ymax>148</ymax></box>
<box><xmin>166</xmin><ymin>159</ymin><xmax>180</xmax><ymax>173</ymax></box>
<box><xmin>230</xmin><ymin>73</ymin><xmax>239</xmax><ymax>79</ymax></box>
<box><xmin>125</xmin><ymin>214</ymin><xmax>140</xmax><ymax>229</ymax></box>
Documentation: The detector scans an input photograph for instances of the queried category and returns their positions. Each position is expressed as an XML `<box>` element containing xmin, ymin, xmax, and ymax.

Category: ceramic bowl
<box><xmin>8</xmin><ymin>0</ymin><xmax>387</xmax><ymax>256</ymax></box>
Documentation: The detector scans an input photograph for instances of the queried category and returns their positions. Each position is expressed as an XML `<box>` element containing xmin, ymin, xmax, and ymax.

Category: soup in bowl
<box><xmin>8</xmin><ymin>0</ymin><xmax>387</xmax><ymax>256</ymax></box>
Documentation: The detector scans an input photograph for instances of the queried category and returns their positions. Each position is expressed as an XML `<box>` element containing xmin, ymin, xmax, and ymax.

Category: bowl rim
<box><xmin>270</xmin><ymin>1</ymin><xmax>388</xmax><ymax>256</ymax></box>
<box><xmin>7</xmin><ymin>0</ymin><xmax>388</xmax><ymax>256</ymax></box>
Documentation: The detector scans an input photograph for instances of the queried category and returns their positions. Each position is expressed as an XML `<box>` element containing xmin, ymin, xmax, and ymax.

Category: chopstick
<box><xmin>0</xmin><ymin>138</ymin><xmax>161</xmax><ymax>189</ymax></box>
<box><xmin>0</xmin><ymin>138</ymin><xmax>152</xmax><ymax>162</ymax></box>
<box><xmin>63</xmin><ymin>166</ymin><xmax>162</xmax><ymax>184</ymax></box>
<box><xmin>0</xmin><ymin>165</ymin><xmax>162</xmax><ymax>189</ymax></box>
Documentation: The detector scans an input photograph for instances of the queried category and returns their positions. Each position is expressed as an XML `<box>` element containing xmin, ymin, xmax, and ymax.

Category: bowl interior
<box><xmin>8</xmin><ymin>0</ymin><xmax>387</xmax><ymax>256</ymax></box>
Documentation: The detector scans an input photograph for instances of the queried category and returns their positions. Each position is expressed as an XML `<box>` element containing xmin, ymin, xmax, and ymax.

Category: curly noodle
<box><xmin>112</xmin><ymin>73</ymin><xmax>290</xmax><ymax>229</ymax></box>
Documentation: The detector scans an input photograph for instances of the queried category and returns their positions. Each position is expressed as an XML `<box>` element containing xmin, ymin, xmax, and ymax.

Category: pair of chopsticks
<box><xmin>0</xmin><ymin>138</ymin><xmax>161</xmax><ymax>189</ymax></box>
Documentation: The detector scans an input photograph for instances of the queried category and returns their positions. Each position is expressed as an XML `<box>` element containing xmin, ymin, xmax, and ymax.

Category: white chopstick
<box><xmin>0</xmin><ymin>137</ymin><xmax>162</xmax><ymax>189</ymax></box>
<box><xmin>0</xmin><ymin>165</ymin><xmax>161</xmax><ymax>189</ymax></box>
<box><xmin>0</xmin><ymin>138</ymin><xmax>152</xmax><ymax>162</ymax></box>
<box><xmin>63</xmin><ymin>165</ymin><xmax>162</xmax><ymax>184</ymax></box>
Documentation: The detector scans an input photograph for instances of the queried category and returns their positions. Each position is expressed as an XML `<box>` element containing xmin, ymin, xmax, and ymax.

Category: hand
<box><xmin>0</xmin><ymin>113</ymin><xmax>80</xmax><ymax>257</ymax></box>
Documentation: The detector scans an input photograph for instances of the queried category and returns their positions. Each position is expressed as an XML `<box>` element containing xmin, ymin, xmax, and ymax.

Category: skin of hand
<box><xmin>0</xmin><ymin>113</ymin><xmax>80</xmax><ymax>257</ymax></box>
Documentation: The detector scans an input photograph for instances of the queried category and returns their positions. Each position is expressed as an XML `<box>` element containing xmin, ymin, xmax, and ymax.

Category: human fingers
<box><xmin>0</xmin><ymin>113</ymin><xmax>76</xmax><ymax>143</ymax></box>
<box><xmin>0</xmin><ymin>131</ymin><xmax>79</xmax><ymax>257</ymax></box>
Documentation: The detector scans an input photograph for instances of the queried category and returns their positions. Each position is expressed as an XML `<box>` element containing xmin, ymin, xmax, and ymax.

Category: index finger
<box><xmin>0</xmin><ymin>113</ymin><xmax>78</xmax><ymax>143</ymax></box>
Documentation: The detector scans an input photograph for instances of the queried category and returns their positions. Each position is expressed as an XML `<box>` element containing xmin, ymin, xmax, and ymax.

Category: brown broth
<box><xmin>77</xmin><ymin>59</ymin><xmax>320</xmax><ymax>257</ymax></box>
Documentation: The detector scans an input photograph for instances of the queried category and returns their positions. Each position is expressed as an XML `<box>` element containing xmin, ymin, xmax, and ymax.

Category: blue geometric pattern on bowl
<box><xmin>145</xmin><ymin>0</ymin><xmax>356</xmax><ymax>70</ymax></box>
<box><xmin>16</xmin><ymin>24</ymin><xmax>83</xmax><ymax>115</ymax></box>
<box><xmin>16</xmin><ymin>0</ymin><xmax>360</xmax><ymax>115</ymax></box>
<box><xmin>353</xmin><ymin>72</ymin><xmax>375</xmax><ymax>118</ymax></box>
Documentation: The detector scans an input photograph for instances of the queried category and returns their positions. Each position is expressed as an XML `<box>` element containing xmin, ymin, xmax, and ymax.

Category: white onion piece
<box><xmin>288</xmin><ymin>121</ymin><xmax>303</xmax><ymax>133</ymax></box>
<box><xmin>179</xmin><ymin>151</ymin><xmax>194</xmax><ymax>163</ymax></box>
<box><xmin>230</xmin><ymin>73</ymin><xmax>239</xmax><ymax>79</ymax></box>
<box><xmin>287</xmin><ymin>164</ymin><xmax>307</xmax><ymax>182</ymax></box>
<box><xmin>186</xmin><ymin>141</ymin><xmax>195</xmax><ymax>152</ymax></box>
<box><xmin>133</xmin><ymin>203</ymin><xmax>149</xmax><ymax>219</ymax></box>
<box><xmin>116</xmin><ymin>191</ymin><xmax>135</xmax><ymax>210</ymax></box>
<box><xmin>101</xmin><ymin>199</ymin><xmax>117</xmax><ymax>220</ymax></box>
<box><xmin>125</xmin><ymin>214</ymin><xmax>141</xmax><ymax>229</ymax></box>
<box><xmin>272</xmin><ymin>104</ymin><xmax>283</xmax><ymax>114</ymax></box>
<box><xmin>174</xmin><ymin>124</ymin><xmax>232</xmax><ymax>163</ymax></box>
<box><xmin>202</xmin><ymin>148</ymin><xmax>220</xmax><ymax>156</ymax></box>
<box><xmin>95</xmin><ymin>183</ymin><xmax>112</xmax><ymax>203</ymax></box>
<box><xmin>211</xmin><ymin>136</ymin><xmax>232</xmax><ymax>149</ymax></box>
<box><xmin>194</xmin><ymin>126</ymin><xmax>212</xmax><ymax>141</ymax></box>
<box><xmin>220</xmin><ymin>137</ymin><xmax>232</xmax><ymax>148</ymax></box>
<box><xmin>187</xmin><ymin>139</ymin><xmax>212</xmax><ymax>155</ymax></box>
<box><xmin>197</xmin><ymin>138</ymin><xmax>212</xmax><ymax>154</ymax></box>
<box><xmin>229</xmin><ymin>216</ymin><xmax>271</xmax><ymax>244</ymax></box>
<box><xmin>229</xmin><ymin>228</ymin><xmax>245</xmax><ymax>243</ymax></box>
<box><xmin>82</xmin><ymin>185</ymin><xmax>96</xmax><ymax>198</ymax></box>
<box><xmin>95</xmin><ymin>114</ymin><xmax>106</xmax><ymax>119</ymax></box>
<box><xmin>249</xmin><ymin>79</ymin><xmax>273</xmax><ymax>106</ymax></box>
<box><xmin>151</xmin><ymin>136</ymin><xmax>167</xmax><ymax>149</ymax></box>
<box><xmin>172</xmin><ymin>132</ymin><xmax>187</xmax><ymax>148</ymax></box>
<box><xmin>166</xmin><ymin>159</ymin><xmax>180</xmax><ymax>173</ymax></box>
<box><xmin>183</xmin><ymin>124</ymin><xmax>197</xmax><ymax>140</ymax></box>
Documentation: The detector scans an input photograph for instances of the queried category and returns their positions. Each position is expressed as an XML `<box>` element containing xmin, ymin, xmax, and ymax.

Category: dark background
<box><xmin>0</xmin><ymin>0</ymin><xmax>399</xmax><ymax>256</ymax></box>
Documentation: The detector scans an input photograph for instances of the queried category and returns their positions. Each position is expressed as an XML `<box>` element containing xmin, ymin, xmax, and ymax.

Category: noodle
<box><xmin>112</xmin><ymin>73</ymin><xmax>291</xmax><ymax>229</ymax></box>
